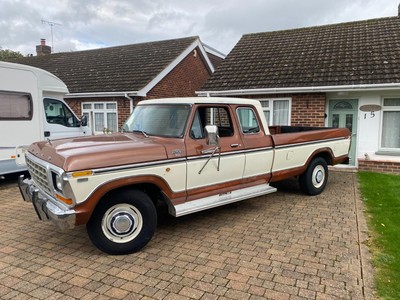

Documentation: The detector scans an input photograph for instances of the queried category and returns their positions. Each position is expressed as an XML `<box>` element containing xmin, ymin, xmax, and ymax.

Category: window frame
<box><xmin>0</xmin><ymin>91</ymin><xmax>33</xmax><ymax>121</ymax></box>
<box><xmin>236</xmin><ymin>107</ymin><xmax>260</xmax><ymax>134</ymax></box>
<box><xmin>44</xmin><ymin>98</ymin><xmax>80</xmax><ymax>127</ymax></box>
<box><xmin>379</xmin><ymin>97</ymin><xmax>400</xmax><ymax>152</ymax></box>
<box><xmin>81</xmin><ymin>101</ymin><xmax>118</xmax><ymax>134</ymax></box>
<box><xmin>189</xmin><ymin>105</ymin><xmax>234</xmax><ymax>140</ymax></box>
<box><xmin>258</xmin><ymin>98</ymin><xmax>291</xmax><ymax>126</ymax></box>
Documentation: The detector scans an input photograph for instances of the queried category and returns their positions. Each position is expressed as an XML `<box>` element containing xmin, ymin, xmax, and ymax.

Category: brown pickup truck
<box><xmin>19</xmin><ymin>97</ymin><xmax>351</xmax><ymax>254</ymax></box>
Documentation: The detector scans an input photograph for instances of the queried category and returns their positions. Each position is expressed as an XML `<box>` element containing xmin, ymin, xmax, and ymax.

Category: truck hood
<box><xmin>28</xmin><ymin>133</ymin><xmax>169</xmax><ymax>172</ymax></box>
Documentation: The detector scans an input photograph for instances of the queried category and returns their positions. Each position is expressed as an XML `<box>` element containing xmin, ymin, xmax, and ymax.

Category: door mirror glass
<box><xmin>205</xmin><ymin>125</ymin><xmax>219</xmax><ymax>146</ymax></box>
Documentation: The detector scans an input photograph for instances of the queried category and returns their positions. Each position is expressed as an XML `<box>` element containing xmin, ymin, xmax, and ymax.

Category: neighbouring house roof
<box><xmin>201</xmin><ymin>16</ymin><xmax>400</xmax><ymax>95</ymax></box>
<box><xmin>11</xmin><ymin>36</ymin><xmax>216</xmax><ymax>96</ymax></box>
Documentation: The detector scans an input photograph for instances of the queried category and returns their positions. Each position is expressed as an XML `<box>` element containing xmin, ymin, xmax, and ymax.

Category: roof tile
<box><xmin>202</xmin><ymin>17</ymin><xmax>400</xmax><ymax>91</ymax></box>
<box><xmin>11</xmin><ymin>36</ymin><xmax>198</xmax><ymax>93</ymax></box>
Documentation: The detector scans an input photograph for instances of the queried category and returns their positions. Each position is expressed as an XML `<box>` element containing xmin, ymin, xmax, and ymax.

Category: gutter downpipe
<box><xmin>124</xmin><ymin>93</ymin><xmax>135</xmax><ymax>114</ymax></box>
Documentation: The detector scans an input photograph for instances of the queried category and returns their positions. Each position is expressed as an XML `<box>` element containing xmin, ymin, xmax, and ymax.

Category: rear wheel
<box><xmin>87</xmin><ymin>189</ymin><xmax>157</xmax><ymax>255</ymax></box>
<box><xmin>299</xmin><ymin>157</ymin><xmax>328</xmax><ymax>196</ymax></box>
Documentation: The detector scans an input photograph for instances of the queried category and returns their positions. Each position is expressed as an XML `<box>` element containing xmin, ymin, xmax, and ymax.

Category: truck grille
<box><xmin>26</xmin><ymin>156</ymin><xmax>53</xmax><ymax>195</ymax></box>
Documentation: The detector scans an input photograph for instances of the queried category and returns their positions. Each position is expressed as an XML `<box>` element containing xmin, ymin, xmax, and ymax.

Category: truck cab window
<box><xmin>190</xmin><ymin>106</ymin><xmax>233</xmax><ymax>139</ymax></box>
<box><xmin>237</xmin><ymin>107</ymin><xmax>260</xmax><ymax>133</ymax></box>
<box><xmin>44</xmin><ymin>98</ymin><xmax>79</xmax><ymax>127</ymax></box>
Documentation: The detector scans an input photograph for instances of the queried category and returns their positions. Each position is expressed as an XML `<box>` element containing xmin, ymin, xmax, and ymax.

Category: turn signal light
<box><xmin>55</xmin><ymin>194</ymin><xmax>73</xmax><ymax>205</ymax></box>
<box><xmin>71</xmin><ymin>170</ymin><xmax>93</xmax><ymax>178</ymax></box>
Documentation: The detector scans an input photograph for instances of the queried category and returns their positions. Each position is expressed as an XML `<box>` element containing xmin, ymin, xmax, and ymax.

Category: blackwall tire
<box><xmin>299</xmin><ymin>157</ymin><xmax>328</xmax><ymax>196</ymax></box>
<box><xmin>87</xmin><ymin>189</ymin><xmax>157</xmax><ymax>255</ymax></box>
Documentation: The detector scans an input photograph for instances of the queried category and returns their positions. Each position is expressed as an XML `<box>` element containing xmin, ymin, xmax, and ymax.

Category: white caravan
<box><xmin>0</xmin><ymin>61</ymin><xmax>89</xmax><ymax>176</ymax></box>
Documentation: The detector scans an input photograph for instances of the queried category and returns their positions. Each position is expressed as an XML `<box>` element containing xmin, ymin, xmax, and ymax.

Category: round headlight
<box><xmin>55</xmin><ymin>175</ymin><xmax>63</xmax><ymax>191</ymax></box>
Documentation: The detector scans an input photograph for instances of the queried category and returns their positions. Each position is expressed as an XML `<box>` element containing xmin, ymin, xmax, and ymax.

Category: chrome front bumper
<box><xmin>18</xmin><ymin>175</ymin><xmax>76</xmax><ymax>230</ymax></box>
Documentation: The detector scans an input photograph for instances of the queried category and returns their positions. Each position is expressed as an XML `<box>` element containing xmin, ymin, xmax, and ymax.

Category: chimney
<box><xmin>36</xmin><ymin>38</ymin><xmax>51</xmax><ymax>56</ymax></box>
<box><xmin>398</xmin><ymin>3</ymin><xmax>400</xmax><ymax>16</ymax></box>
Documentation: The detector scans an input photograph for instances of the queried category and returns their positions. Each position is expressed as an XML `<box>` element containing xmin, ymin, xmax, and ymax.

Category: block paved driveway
<box><xmin>0</xmin><ymin>171</ymin><xmax>375</xmax><ymax>300</ymax></box>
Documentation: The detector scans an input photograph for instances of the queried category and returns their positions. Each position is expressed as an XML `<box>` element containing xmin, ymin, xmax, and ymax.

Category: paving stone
<box><xmin>0</xmin><ymin>172</ymin><xmax>375</xmax><ymax>299</ymax></box>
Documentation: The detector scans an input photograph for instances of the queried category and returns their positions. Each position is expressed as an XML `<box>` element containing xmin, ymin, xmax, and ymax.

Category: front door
<box><xmin>185</xmin><ymin>105</ymin><xmax>245</xmax><ymax>200</ymax></box>
<box><xmin>329</xmin><ymin>99</ymin><xmax>358</xmax><ymax>165</ymax></box>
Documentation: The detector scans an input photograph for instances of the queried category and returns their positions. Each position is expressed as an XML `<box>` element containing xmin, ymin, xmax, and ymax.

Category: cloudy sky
<box><xmin>1</xmin><ymin>0</ymin><xmax>399</xmax><ymax>56</ymax></box>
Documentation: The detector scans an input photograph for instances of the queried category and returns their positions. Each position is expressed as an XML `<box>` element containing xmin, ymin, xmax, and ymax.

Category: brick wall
<box><xmin>358</xmin><ymin>159</ymin><xmax>400</xmax><ymax>175</ymax></box>
<box><xmin>245</xmin><ymin>93</ymin><xmax>326</xmax><ymax>127</ymax></box>
<box><xmin>146</xmin><ymin>47</ymin><xmax>211</xmax><ymax>99</ymax></box>
<box><xmin>291</xmin><ymin>93</ymin><xmax>326</xmax><ymax>127</ymax></box>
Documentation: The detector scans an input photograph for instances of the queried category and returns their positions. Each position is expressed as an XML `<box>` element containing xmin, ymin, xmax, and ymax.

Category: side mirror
<box><xmin>80</xmin><ymin>115</ymin><xmax>88</xmax><ymax>127</ymax></box>
<box><xmin>205</xmin><ymin>125</ymin><xmax>219</xmax><ymax>146</ymax></box>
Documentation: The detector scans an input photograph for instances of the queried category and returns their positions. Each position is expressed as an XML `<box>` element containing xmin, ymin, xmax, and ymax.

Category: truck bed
<box><xmin>269</xmin><ymin>125</ymin><xmax>350</xmax><ymax>148</ymax></box>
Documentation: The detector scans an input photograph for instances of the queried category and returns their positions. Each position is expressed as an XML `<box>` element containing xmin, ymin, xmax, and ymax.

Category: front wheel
<box><xmin>299</xmin><ymin>157</ymin><xmax>328</xmax><ymax>196</ymax></box>
<box><xmin>87</xmin><ymin>189</ymin><xmax>157</xmax><ymax>255</ymax></box>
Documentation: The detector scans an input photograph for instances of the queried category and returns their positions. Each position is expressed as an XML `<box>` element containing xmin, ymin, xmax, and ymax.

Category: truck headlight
<box><xmin>52</xmin><ymin>172</ymin><xmax>63</xmax><ymax>193</ymax></box>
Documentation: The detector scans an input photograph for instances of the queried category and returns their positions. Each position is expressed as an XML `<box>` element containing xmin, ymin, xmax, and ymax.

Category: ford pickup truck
<box><xmin>19</xmin><ymin>97</ymin><xmax>351</xmax><ymax>254</ymax></box>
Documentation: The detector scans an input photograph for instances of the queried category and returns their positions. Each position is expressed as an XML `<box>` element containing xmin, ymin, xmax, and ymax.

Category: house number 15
<box><xmin>364</xmin><ymin>111</ymin><xmax>375</xmax><ymax>119</ymax></box>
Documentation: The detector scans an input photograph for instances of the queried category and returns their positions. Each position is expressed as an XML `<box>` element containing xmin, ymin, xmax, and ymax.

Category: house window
<box><xmin>381</xmin><ymin>98</ymin><xmax>400</xmax><ymax>150</ymax></box>
<box><xmin>82</xmin><ymin>102</ymin><xmax>118</xmax><ymax>134</ymax></box>
<box><xmin>259</xmin><ymin>98</ymin><xmax>291</xmax><ymax>125</ymax></box>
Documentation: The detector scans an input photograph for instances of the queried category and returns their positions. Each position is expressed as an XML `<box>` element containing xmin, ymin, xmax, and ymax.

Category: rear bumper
<box><xmin>18</xmin><ymin>175</ymin><xmax>76</xmax><ymax>230</ymax></box>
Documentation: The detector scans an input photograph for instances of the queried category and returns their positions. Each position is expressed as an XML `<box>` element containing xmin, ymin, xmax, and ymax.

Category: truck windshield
<box><xmin>123</xmin><ymin>104</ymin><xmax>191</xmax><ymax>138</ymax></box>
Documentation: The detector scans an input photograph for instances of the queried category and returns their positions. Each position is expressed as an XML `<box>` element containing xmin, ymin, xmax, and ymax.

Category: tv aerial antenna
<box><xmin>41</xmin><ymin>19</ymin><xmax>62</xmax><ymax>52</ymax></box>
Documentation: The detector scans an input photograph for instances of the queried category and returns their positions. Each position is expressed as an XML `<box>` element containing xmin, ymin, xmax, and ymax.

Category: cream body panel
<box><xmin>68</xmin><ymin>161</ymin><xmax>187</xmax><ymax>204</ymax></box>
<box><xmin>243</xmin><ymin>149</ymin><xmax>274</xmax><ymax>178</ymax></box>
<box><xmin>186</xmin><ymin>154</ymin><xmax>245</xmax><ymax>189</ymax></box>
<box><xmin>272</xmin><ymin>139</ymin><xmax>350</xmax><ymax>172</ymax></box>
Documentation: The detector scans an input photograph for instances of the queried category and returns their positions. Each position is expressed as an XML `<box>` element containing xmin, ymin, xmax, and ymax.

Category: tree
<box><xmin>0</xmin><ymin>48</ymin><xmax>23</xmax><ymax>61</ymax></box>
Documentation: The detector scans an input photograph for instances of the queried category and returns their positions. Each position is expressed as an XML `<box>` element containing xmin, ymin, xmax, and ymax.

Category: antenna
<box><xmin>41</xmin><ymin>19</ymin><xmax>62</xmax><ymax>52</ymax></box>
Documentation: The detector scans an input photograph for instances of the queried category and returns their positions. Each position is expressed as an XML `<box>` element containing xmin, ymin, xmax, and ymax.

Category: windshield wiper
<box><xmin>132</xmin><ymin>130</ymin><xmax>149</xmax><ymax>137</ymax></box>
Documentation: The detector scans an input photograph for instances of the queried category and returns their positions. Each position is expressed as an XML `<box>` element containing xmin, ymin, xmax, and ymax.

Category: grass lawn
<box><xmin>358</xmin><ymin>172</ymin><xmax>400</xmax><ymax>300</ymax></box>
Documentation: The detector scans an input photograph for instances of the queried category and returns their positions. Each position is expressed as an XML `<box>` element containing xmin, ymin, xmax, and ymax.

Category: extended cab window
<box><xmin>237</xmin><ymin>107</ymin><xmax>260</xmax><ymax>134</ymax></box>
<box><xmin>0</xmin><ymin>91</ymin><xmax>32</xmax><ymax>120</ymax></box>
<box><xmin>44</xmin><ymin>98</ymin><xmax>79</xmax><ymax>127</ymax></box>
<box><xmin>190</xmin><ymin>106</ymin><xmax>233</xmax><ymax>139</ymax></box>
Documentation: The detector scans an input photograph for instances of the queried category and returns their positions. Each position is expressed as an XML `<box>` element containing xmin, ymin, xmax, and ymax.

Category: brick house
<box><xmin>13</xmin><ymin>36</ymin><xmax>224</xmax><ymax>134</ymax></box>
<box><xmin>199</xmin><ymin>9</ymin><xmax>400</xmax><ymax>175</ymax></box>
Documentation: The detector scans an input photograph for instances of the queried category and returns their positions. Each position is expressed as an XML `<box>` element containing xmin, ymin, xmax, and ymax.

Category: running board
<box><xmin>171</xmin><ymin>184</ymin><xmax>277</xmax><ymax>217</ymax></box>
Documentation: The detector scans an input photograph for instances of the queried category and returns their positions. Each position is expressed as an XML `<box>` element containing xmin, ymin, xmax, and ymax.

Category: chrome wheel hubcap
<box><xmin>312</xmin><ymin>165</ymin><xmax>325</xmax><ymax>188</ymax></box>
<box><xmin>102</xmin><ymin>204</ymin><xmax>143</xmax><ymax>243</ymax></box>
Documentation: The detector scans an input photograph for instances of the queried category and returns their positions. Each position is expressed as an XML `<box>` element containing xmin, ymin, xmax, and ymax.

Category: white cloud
<box><xmin>0</xmin><ymin>0</ymin><xmax>398</xmax><ymax>56</ymax></box>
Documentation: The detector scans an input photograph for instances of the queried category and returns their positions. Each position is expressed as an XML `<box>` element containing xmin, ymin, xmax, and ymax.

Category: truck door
<box><xmin>185</xmin><ymin>105</ymin><xmax>245</xmax><ymax>200</ymax></box>
<box><xmin>236</xmin><ymin>106</ymin><xmax>274</xmax><ymax>183</ymax></box>
<box><xmin>43</xmin><ymin>98</ymin><xmax>88</xmax><ymax>139</ymax></box>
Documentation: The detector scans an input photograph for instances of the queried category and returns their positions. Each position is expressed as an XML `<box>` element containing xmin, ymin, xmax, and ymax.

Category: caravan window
<box><xmin>44</xmin><ymin>98</ymin><xmax>79</xmax><ymax>127</ymax></box>
<box><xmin>0</xmin><ymin>91</ymin><xmax>33</xmax><ymax>120</ymax></box>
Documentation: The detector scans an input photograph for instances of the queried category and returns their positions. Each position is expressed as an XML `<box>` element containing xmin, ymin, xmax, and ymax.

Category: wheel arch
<box><xmin>310</xmin><ymin>149</ymin><xmax>333</xmax><ymax>166</ymax></box>
<box><xmin>75</xmin><ymin>175</ymin><xmax>184</xmax><ymax>225</ymax></box>
<box><xmin>270</xmin><ymin>147</ymin><xmax>335</xmax><ymax>182</ymax></box>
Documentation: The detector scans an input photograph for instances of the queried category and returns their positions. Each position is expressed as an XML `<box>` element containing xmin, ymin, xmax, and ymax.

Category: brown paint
<box><xmin>271</xmin><ymin>127</ymin><xmax>350</xmax><ymax>147</ymax></box>
<box><xmin>186</xmin><ymin>174</ymin><xmax>270</xmax><ymax>202</ymax></box>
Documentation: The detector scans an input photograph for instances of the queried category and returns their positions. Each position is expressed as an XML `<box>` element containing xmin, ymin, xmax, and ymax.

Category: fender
<box><xmin>270</xmin><ymin>147</ymin><xmax>342</xmax><ymax>182</ymax></box>
<box><xmin>74</xmin><ymin>175</ymin><xmax>186</xmax><ymax>225</ymax></box>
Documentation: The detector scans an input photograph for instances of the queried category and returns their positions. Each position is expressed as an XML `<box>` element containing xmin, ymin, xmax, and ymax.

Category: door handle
<box><xmin>230</xmin><ymin>143</ymin><xmax>240</xmax><ymax>148</ymax></box>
